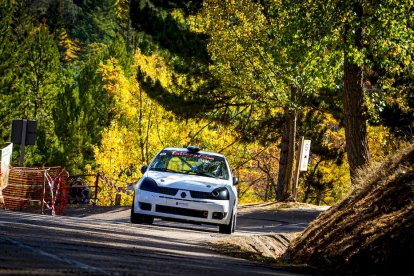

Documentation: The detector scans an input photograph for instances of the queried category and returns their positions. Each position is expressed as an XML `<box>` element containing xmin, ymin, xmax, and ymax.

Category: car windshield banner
<box><xmin>171</xmin><ymin>151</ymin><xmax>215</xmax><ymax>160</ymax></box>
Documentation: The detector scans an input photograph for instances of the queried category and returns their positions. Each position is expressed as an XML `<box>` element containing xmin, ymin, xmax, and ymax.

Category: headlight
<box><xmin>211</xmin><ymin>187</ymin><xmax>229</xmax><ymax>200</ymax></box>
<box><xmin>139</xmin><ymin>177</ymin><xmax>159</xmax><ymax>192</ymax></box>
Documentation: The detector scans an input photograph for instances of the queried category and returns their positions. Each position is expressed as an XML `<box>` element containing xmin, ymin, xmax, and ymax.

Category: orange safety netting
<box><xmin>1</xmin><ymin>166</ymin><xmax>69</xmax><ymax>215</ymax></box>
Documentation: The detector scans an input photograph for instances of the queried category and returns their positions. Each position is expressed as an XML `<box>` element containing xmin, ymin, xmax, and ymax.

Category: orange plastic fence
<box><xmin>2</xmin><ymin>167</ymin><xmax>69</xmax><ymax>215</ymax></box>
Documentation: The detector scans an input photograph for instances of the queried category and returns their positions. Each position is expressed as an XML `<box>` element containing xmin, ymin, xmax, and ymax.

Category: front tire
<box><xmin>219</xmin><ymin>212</ymin><xmax>236</xmax><ymax>234</ymax></box>
<box><xmin>131</xmin><ymin>196</ymin><xmax>154</xmax><ymax>224</ymax></box>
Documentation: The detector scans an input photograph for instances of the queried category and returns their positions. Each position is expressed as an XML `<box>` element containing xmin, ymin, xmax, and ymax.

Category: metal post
<box><xmin>93</xmin><ymin>173</ymin><xmax>99</xmax><ymax>205</ymax></box>
<box><xmin>42</xmin><ymin>175</ymin><xmax>45</xmax><ymax>215</ymax></box>
<box><xmin>115</xmin><ymin>194</ymin><xmax>121</xmax><ymax>206</ymax></box>
<box><xmin>293</xmin><ymin>136</ymin><xmax>305</xmax><ymax>201</ymax></box>
<box><xmin>19</xmin><ymin>119</ymin><xmax>27</xmax><ymax>166</ymax></box>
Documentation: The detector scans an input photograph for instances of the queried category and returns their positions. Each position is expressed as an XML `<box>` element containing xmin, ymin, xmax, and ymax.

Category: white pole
<box><xmin>293</xmin><ymin>136</ymin><xmax>305</xmax><ymax>201</ymax></box>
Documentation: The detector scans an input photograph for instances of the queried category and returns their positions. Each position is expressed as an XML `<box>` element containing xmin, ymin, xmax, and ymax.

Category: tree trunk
<box><xmin>276</xmin><ymin>86</ymin><xmax>297</xmax><ymax>201</ymax></box>
<box><xmin>276</xmin><ymin>119</ymin><xmax>288</xmax><ymax>201</ymax></box>
<box><xmin>343</xmin><ymin>57</ymin><xmax>370</xmax><ymax>183</ymax></box>
<box><xmin>343</xmin><ymin>1</ymin><xmax>371</xmax><ymax>183</ymax></box>
<box><xmin>283</xmin><ymin>108</ymin><xmax>297</xmax><ymax>200</ymax></box>
<box><xmin>303</xmin><ymin>181</ymin><xmax>311</xmax><ymax>203</ymax></box>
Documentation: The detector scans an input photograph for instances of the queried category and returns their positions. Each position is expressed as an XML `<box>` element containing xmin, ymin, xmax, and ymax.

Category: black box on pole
<box><xmin>11</xmin><ymin>120</ymin><xmax>23</xmax><ymax>144</ymax></box>
<box><xmin>26</xmin><ymin>120</ymin><xmax>37</xmax><ymax>145</ymax></box>
<box><xmin>11</xmin><ymin>119</ymin><xmax>37</xmax><ymax>145</ymax></box>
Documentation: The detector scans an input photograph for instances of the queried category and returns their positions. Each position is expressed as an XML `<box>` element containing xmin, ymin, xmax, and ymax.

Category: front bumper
<box><xmin>133</xmin><ymin>189</ymin><xmax>233</xmax><ymax>225</ymax></box>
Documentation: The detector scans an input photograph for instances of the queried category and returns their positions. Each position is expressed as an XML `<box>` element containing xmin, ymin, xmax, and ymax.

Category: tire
<box><xmin>142</xmin><ymin>215</ymin><xmax>154</xmax><ymax>224</ymax></box>
<box><xmin>130</xmin><ymin>198</ymin><xmax>143</xmax><ymax>224</ymax></box>
<box><xmin>130</xmin><ymin>196</ymin><xmax>154</xmax><ymax>224</ymax></box>
<box><xmin>219</xmin><ymin>212</ymin><xmax>236</xmax><ymax>234</ymax></box>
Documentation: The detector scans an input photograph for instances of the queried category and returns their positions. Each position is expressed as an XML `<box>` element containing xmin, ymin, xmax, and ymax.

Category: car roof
<box><xmin>162</xmin><ymin>147</ymin><xmax>226</xmax><ymax>158</ymax></box>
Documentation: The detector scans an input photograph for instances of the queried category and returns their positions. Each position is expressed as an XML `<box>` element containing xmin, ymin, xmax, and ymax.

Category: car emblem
<box><xmin>181</xmin><ymin>192</ymin><xmax>186</xmax><ymax>198</ymax></box>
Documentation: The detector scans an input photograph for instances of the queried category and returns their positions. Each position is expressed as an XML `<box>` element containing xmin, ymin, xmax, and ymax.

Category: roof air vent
<box><xmin>187</xmin><ymin>146</ymin><xmax>201</xmax><ymax>153</ymax></box>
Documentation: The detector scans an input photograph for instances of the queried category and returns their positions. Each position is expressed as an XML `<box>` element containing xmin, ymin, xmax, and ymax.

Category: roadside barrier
<box><xmin>43</xmin><ymin>169</ymin><xmax>67</xmax><ymax>215</ymax></box>
<box><xmin>2</xmin><ymin>169</ymin><xmax>135</xmax><ymax>212</ymax></box>
<box><xmin>97</xmin><ymin>173</ymin><xmax>134</xmax><ymax>196</ymax></box>
<box><xmin>96</xmin><ymin>173</ymin><xmax>135</xmax><ymax>205</ymax></box>
<box><xmin>66</xmin><ymin>173</ymin><xmax>134</xmax><ymax>206</ymax></box>
<box><xmin>2</xmin><ymin>167</ymin><xmax>69</xmax><ymax>215</ymax></box>
<box><xmin>67</xmin><ymin>174</ymin><xmax>99</xmax><ymax>205</ymax></box>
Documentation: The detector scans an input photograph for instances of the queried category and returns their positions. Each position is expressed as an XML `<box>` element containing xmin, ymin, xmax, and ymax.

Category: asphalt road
<box><xmin>0</xmin><ymin>206</ymin><xmax>327</xmax><ymax>275</ymax></box>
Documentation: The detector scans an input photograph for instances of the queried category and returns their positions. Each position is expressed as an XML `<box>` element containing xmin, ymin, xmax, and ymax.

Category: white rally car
<box><xmin>131</xmin><ymin>146</ymin><xmax>238</xmax><ymax>234</ymax></box>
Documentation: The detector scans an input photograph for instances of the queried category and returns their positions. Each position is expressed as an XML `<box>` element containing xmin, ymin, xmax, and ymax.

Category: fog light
<box><xmin>212</xmin><ymin>212</ymin><xmax>224</xmax><ymax>219</ymax></box>
<box><xmin>139</xmin><ymin>202</ymin><xmax>151</xmax><ymax>211</ymax></box>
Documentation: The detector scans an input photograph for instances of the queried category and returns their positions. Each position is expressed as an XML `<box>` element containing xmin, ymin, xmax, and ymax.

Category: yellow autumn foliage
<box><xmin>94</xmin><ymin>54</ymin><xmax>266</xmax><ymax>206</ymax></box>
<box><xmin>57</xmin><ymin>28</ymin><xmax>79</xmax><ymax>62</ymax></box>
<box><xmin>92</xmin><ymin>48</ymin><xmax>364</xmax><ymax>207</ymax></box>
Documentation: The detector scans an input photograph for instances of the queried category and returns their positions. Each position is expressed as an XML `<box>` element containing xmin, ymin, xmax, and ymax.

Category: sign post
<box><xmin>19</xmin><ymin>120</ymin><xmax>27</xmax><ymax>167</ymax></box>
<box><xmin>293</xmin><ymin>137</ymin><xmax>311</xmax><ymax>201</ymax></box>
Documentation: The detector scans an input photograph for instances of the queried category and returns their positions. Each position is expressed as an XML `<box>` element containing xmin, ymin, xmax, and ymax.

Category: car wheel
<box><xmin>131</xmin><ymin>198</ymin><xmax>143</xmax><ymax>224</ymax></box>
<box><xmin>142</xmin><ymin>215</ymin><xmax>154</xmax><ymax>224</ymax></box>
<box><xmin>219</xmin><ymin>212</ymin><xmax>236</xmax><ymax>234</ymax></box>
<box><xmin>130</xmin><ymin>196</ymin><xmax>154</xmax><ymax>224</ymax></box>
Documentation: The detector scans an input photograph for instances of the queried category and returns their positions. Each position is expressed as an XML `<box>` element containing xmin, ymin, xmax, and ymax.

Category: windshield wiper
<box><xmin>197</xmin><ymin>172</ymin><xmax>214</xmax><ymax>177</ymax></box>
<box><xmin>183</xmin><ymin>170</ymin><xmax>215</xmax><ymax>178</ymax></box>
<box><xmin>192</xmin><ymin>171</ymin><xmax>216</xmax><ymax>177</ymax></box>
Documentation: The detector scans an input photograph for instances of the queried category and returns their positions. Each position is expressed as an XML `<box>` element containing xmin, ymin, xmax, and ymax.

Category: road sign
<box><xmin>11</xmin><ymin>119</ymin><xmax>37</xmax><ymax>166</ymax></box>
<box><xmin>299</xmin><ymin>140</ymin><xmax>311</xmax><ymax>171</ymax></box>
<box><xmin>11</xmin><ymin>119</ymin><xmax>37</xmax><ymax>145</ymax></box>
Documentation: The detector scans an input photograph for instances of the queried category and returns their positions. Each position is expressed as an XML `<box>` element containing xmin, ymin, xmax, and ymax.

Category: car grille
<box><xmin>189</xmin><ymin>190</ymin><xmax>211</xmax><ymax>199</ymax></box>
<box><xmin>157</xmin><ymin>187</ymin><xmax>178</xmax><ymax>196</ymax></box>
<box><xmin>156</xmin><ymin>205</ymin><xmax>208</xmax><ymax>218</ymax></box>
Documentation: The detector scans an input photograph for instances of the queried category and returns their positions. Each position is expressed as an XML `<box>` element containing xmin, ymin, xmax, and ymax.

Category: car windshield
<box><xmin>149</xmin><ymin>150</ymin><xmax>230</xmax><ymax>180</ymax></box>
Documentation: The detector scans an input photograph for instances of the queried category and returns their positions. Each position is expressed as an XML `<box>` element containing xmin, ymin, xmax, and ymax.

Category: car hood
<box><xmin>146</xmin><ymin>171</ymin><xmax>228</xmax><ymax>192</ymax></box>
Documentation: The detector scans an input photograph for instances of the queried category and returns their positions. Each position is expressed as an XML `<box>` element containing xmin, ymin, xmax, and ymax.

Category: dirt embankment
<box><xmin>282</xmin><ymin>144</ymin><xmax>414</xmax><ymax>275</ymax></box>
<box><xmin>211</xmin><ymin>144</ymin><xmax>414</xmax><ymax>276</ymax></box>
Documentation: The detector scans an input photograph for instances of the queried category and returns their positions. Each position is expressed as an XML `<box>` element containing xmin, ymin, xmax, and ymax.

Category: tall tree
<box><xmin>0</xmin><ymin>2</ymin><xmax>63</xmax><ymax>166</ymax></box>
<box><xmin>282</xmin><ymin>0</ymin><xmax>413</xmax><ymax>182</ymax></box>
<box><xmin>0</xmin><ymin>1</ymin><xmax>32</xmax><ymax>143</ymax></box>
<box><xmin>195</xmin><ymin>0</ymin><xmax>340</xmax><ymax>200</ymax></box>
<box><xmin>342</xmin><ymin>2</ymin><xmax>370</xmax><ymax>181</ymax></box>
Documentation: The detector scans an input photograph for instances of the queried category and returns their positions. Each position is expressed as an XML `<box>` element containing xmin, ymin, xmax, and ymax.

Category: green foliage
<box><xmin>0</xmin><ymin>1</ymin><xmax>32</xmax><ymax>142</ymax></box>
<box><xmin>0</xmin><ymin>0</ymin><xmax>412</xmax><ymax>206</ymax></box>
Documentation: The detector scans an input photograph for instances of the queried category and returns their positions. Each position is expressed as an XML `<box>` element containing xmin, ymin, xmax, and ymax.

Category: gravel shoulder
<box><xmin>210</xmin><ymin>202</ymin><xmax>329</xmax><ymax>264</ymax></box>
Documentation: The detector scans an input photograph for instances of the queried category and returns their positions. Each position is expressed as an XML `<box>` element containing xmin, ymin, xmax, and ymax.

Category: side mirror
<box><xmin>232</xmin><ymin>176</ymin><xmax>239</xmax><ymax>185</ymax></box>
<box><xmin>140</xmin><ymin>165</ymin><xmax>148</xmax><ymax>174</ymax></box>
